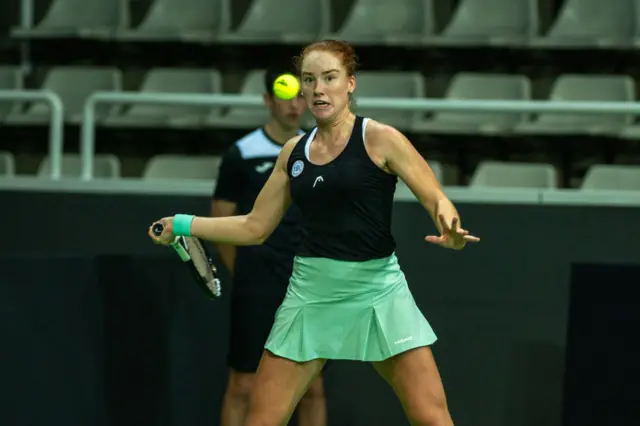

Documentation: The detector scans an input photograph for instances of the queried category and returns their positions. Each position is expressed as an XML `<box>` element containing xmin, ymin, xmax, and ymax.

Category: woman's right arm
<box><xmin>152</xmin><ymin>137</ymin><xmax>299</xmax><ymax>246</ymax></box>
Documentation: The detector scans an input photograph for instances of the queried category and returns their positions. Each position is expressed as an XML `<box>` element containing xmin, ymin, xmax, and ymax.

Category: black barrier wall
<box><xmin>562</xmin><ymin>263</ymin><xmax>640</xmax><ymax>426</ymax></box>
<box><xmin>1</xmin><ymin>191</ymin><xmax>639</xmax><ymax>426</ymax></box>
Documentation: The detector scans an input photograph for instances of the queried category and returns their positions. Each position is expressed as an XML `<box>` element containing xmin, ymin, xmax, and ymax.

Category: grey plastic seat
<box><xmin>105</xmin><ymin>68</ymin><xmax>222</xmax><ymax>128</ymax></box>
<box><xmin>142</xmin><ymin>155</ymin><xmax>222</xmax><ymax>180</ymax></box>
<box><xmin>431</xmin><ymin>0</ymin><xmax>539</xmax><ymax>47</ymax></box>
<box><xmin>0</xmin><ymin>151</ymin><xmax>16</xmax><ymax>177</ymax></box>
<box><xmin>413</xmin><ymin>73</ymin><xmax>531</xmax><ymax>135</ymax></box>
<box><xmin>634</xmin><ymin>1</ymin><xmax>640</xmax><ymax>45</ymax></box>
<box><xmin>347</xmin><ymin>72</ymin><xmax>425</xmax><ymax>131</ymax></box>
<box><xmin>531</xmin><ymin>0</ymin><xmax>634</xmax><ymax>48</ymax></box>
<box><xmin>6</xmin><ymin>66</ymin><xmax>122</xmax><ymax>125</ymax></box>
<box><xmin>10</xmin><ymin>0</ymin><xmax>121</xmax><ymax>39</ymax></box>
<box><xmin>220</xmin><ymin>0</ymin><xmax>330</xmax><ymax>44</ymax></box>
<box><xmin>470</xmin><ymin>161</ymin><xmax>558</xmax><ymax>189</ymax></box>
<box><xmin>515</xmin><ymin>75</ymin><xmax>635</xmax><ymax>136</ymax></box>
<box><xmin>208</xmin><ymin>70</ymin><xmax>270</xmax><ymax>129</ymax></box>
<box><xmin>395</xmin><ymin>160</ymin><xmax>444</xmax><ymax>199</ymax></box>
<box><xmin>581</xmin><ymin>165</ymin><xmax>640</xmax><ymax>190</ymax></box>
<box><xmin>116</xmin><ymin>0</ymin><xmax>230</xmax><ymax>42</ymax></box>
<box><xmin>325</xmin><ymin>0</ymin><xmax>435</xmax><ymax>46</ymax></box>
<box><xmin>618</xmin><ymin>120</ymin><xmax>640</xmax><ymax>140</ymax></box>
<box><xmin>0</xmin><ymin>66</ymin><xmax>23</xmax><ymax>121</ymax></box>
<box><xmin>37</xmin><ymin>154</ymin><xmax>121</xmax><ymax>179</ymax></box>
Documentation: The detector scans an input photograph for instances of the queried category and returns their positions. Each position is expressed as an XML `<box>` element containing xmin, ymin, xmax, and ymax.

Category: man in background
<box><xmin>211</xmin><ymin>65</ymin><xmax>327</xmax><ymax>426</ymax></box>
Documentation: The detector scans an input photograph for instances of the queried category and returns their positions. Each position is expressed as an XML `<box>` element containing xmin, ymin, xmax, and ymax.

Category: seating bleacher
<box><xmin>0</xmin><ymin>0</ymin><xmax>637</xmax><ymax>188</ymax></box>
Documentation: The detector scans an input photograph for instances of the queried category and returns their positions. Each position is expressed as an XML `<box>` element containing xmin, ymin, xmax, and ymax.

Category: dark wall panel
<box><xmin>0</xmin><ymin>256</ymin><xmax>107</xmax><ymax>426</ymax></box>
<box><xmin>0</xmin><ymin>191</ymin><xmax>638</xmax><ymax>426</ymax></box>
<box><xmin>562</xmin><ymin>263</ymin><xmax>640</xmax><ymax>426</ymax></box>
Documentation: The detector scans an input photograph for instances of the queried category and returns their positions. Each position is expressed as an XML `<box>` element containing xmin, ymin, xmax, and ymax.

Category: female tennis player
<box><xmin>149</xmin><ymin>39</ymin><xmax>479</xmax><ymax>426</ymax></box>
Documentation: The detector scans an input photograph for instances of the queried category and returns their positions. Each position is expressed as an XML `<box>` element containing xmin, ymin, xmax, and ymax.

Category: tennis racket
<box><xmin>152</xmin><ymin>223</ymin><xmax>222</xmax><ymax>299</ymax></box>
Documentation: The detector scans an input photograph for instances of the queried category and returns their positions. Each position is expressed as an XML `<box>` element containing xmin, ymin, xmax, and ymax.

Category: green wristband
<box><xmin>173</xmin><ymin>214</ymin><xmax>195</xmax><ymax>237</ymax></box>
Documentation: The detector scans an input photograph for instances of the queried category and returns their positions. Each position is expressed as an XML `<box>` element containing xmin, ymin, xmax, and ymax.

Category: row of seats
<box><xmin>1</xmin><ymin>151</ymin><xmax>638</xmax><ymax>191</ymax></box>
<box><xmin>0</xmin><ymin>152</ymin><xmax>221</xmax><ymax>181</ymax></box>
<box><xmin>2</xmin><ymin>66</ymin><xmax>640</xmax><ymax>136</ymax></box>
<box><xmin>7</xmin><ymin>0</ymin><xmax>640</xmax><ymax>48</ymax></box>
<box><xmin>466</xmin><ymin>163</ymin><xmax>639</xmax><ymax>190</ymax></box>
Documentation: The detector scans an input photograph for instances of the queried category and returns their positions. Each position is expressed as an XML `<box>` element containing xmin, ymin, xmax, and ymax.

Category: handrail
<box><xmin>0</xmin><ymin>90</ymin><xmax>65</xmax><ymax>180</ymax></box>
<box><xmin>80</xmin><ymin>91</ymin><xmax>640</xmax><ymax>180</ymax></box>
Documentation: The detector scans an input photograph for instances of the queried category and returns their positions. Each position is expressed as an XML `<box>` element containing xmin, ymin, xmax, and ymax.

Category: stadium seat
<box><xmin>514</xmin><ymin>75</ymin><xmax>635</xmax><ymax>136</ymax></box>
<box><xmin>116</xmin><ymin>0</ymin><xmax>230</xmax><ymax>42</ymax></box>
<box><xmin>0</xmin><ymin>151</ymin><xmax>16</xmax><ymax>177</ymax></box>
<box><xmin>37</xmin><ymin>154</ymin><xmax>121</xmax><ymax>179</ymax></box>
<box><xmin>5</xmin><ymin>66</ymin><xmax>122</xmax><ymax>125</ymax></box>
<box><xmin>207</xmin><ymin>70</ymin><xmax>269</xmax><ymax>129</ymax></box>
<box><xmin>142</xmin><ymin>155</ymin><xmax>222</xmax><ymax>180</ymax></box>
<box><xmin>324</xmin><ymin>0</ymin><xmax>435</xmax><ymax>46</ymax></box>
<box><xmin>396</xmin><ymin>160</ymin><xmax>444</xmax><ymax>198</ymax></box>
<box><xmin>429</xmin><ymin>0</ymin><xmax>539</xmax><ymax>47</ymax></box>
<box><xmin>618</xmin><ymin>121</ymin><xmax>640</xmax><ymax>140</ymax></box>
<box><xmin>581</xmin><ymin>165</ymin><xmax>640</xmax><ymax>190</ymax></box>
<box><xmin>104</xmin><ymin>68</ymin><xmax>223</xmax><ymax>128</ymax></box>
<box><xmin>470</xmin><ymin>161</ymin><xmax>558</xmax><ymax>189</ymax></box>
<box><xmin>10</xmin><ymin>0</ymin><xmax>121</xmax><ymax>39</ymax></box>
<box><xmin>530</xmin><ymin>0</ymin><xmax>634</xmax><ymax>48</ymax></box>
<box><xmin>219</xmin><ymin>0</ymin><xmax>331</xmax><ymax>44</ymax></box>
<box><xmin>0</xmin><ymin>66</ymin><xmax>23</xmax><ymax>121</ymax></box>
<box><xmin>413</xmin><ymin>73</ymin><xmax>531</xmax><ymax>135</ymax></box>
<box><xmin>346</xmin><ymin>71</ymin><xmax>425</xmax><ymax>131</ymax></box>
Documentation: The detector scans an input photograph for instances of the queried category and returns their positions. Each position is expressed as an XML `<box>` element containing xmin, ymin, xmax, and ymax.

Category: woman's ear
<box><xmin>348</xmin><ymin>75</ymin><xmax>356</xmax><ymax>94</ymax></box>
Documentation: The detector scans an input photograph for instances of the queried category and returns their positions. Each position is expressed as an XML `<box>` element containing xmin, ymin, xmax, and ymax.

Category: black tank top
<box><xmin>287</xmin><ymin>116</ymin><xmax>397</xmax><ymax>261</ymax></box>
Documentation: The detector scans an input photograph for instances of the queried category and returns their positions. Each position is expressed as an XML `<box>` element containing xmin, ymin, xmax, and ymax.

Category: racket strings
<box><xmin>186</xmin><ymin>238</ymin><xmax>221</xmax><ymax>297</ymax></box>
<box><xmin>187</xmin><ymin>239</ymin><xmax>212</xmax><ymax>279</ymax></box>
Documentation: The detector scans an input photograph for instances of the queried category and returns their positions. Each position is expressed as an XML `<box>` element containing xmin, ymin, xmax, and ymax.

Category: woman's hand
<box><xmin>148</xmin><ymin>216</ymin><xmax>176</xmax><ymax>246</ymax></box>
<box><xmin>425</xmin><ymin>215</ymin><xmax>480</xmax><ymax>250</ymax></box>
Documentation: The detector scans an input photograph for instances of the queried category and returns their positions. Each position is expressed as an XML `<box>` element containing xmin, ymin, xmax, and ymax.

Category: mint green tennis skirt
<box><xmin>264</xmin><ymin>253</ymin><xmax>437</xmax><ymax>362</ymax></box>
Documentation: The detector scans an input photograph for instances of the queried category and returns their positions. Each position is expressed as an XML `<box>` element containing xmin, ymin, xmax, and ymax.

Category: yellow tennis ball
<box><xmin>273</xmin><ymin>73</ymin><xmax>300</xmax><ymax>100</ymax></box>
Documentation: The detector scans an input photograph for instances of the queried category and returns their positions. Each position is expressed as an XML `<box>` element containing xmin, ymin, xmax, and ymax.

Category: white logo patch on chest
<box><xmin>291</xmin><ymin>160</ymin><xmax>304</xmax><ymax>177</ymax></box>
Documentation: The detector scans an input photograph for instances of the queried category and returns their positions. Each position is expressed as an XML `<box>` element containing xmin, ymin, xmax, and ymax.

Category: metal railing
<box><xmin>80</xmin><ymin>92</ymin><xmax>640</xmax><ymax>180</ymax></box>
<box><xmin>0</xmin><ymin>90</ymin><xmax>65</xmax><ymax>179</ymax></box>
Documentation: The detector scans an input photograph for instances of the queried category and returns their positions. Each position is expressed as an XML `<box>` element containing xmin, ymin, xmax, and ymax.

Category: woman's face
<box><xmin>300</xmin><ymin>50</ymin><xmax>355</xmax><ymax>122</ymax></box>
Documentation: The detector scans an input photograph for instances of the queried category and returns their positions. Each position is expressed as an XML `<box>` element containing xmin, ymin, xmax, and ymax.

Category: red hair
<box><xmin>294</xmin><ymin>39</ymin><xmax>358</xmax><ymax>76</ymax></box>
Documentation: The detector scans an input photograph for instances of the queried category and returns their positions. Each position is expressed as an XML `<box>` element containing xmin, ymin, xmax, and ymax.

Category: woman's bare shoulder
<box><xmin>277</xmin><ymin>134</ymin><xmax>306</xmax><ymax>168</ymax></box>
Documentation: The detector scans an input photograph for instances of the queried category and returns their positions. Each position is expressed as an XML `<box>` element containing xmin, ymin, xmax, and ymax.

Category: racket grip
<box><xmin>153</xmin><ymin>222</ymin><xmax>192</xmax><ymax>263</ymax></box>
<box><xmin>152</xmin><ymin>223</ymin><xmax>164</xmax><ymax>236</ymax></box>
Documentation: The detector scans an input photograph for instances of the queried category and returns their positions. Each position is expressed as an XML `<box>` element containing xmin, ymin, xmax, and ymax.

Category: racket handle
<box><xmin>153</xmin><ymin>222</ymin><xmax>192</xmax><ymax>262</ymax></box>
<box><xmin>152</xmin><ymin>222</ymin><xmax>164</xmax><ymax>237</ymax></box>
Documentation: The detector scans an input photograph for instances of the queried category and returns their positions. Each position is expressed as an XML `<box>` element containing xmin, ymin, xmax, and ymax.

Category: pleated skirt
<box><xmin>264</xmin><ymin>253</ymin><xmax>437</xmax><ymax>362</ymax></box>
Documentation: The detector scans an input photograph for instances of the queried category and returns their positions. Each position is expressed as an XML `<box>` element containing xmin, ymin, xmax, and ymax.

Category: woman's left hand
<box><xmin>425</xmin><ymin>215</ymin><xmax>480</xmax><ymax>250</ymax></box>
